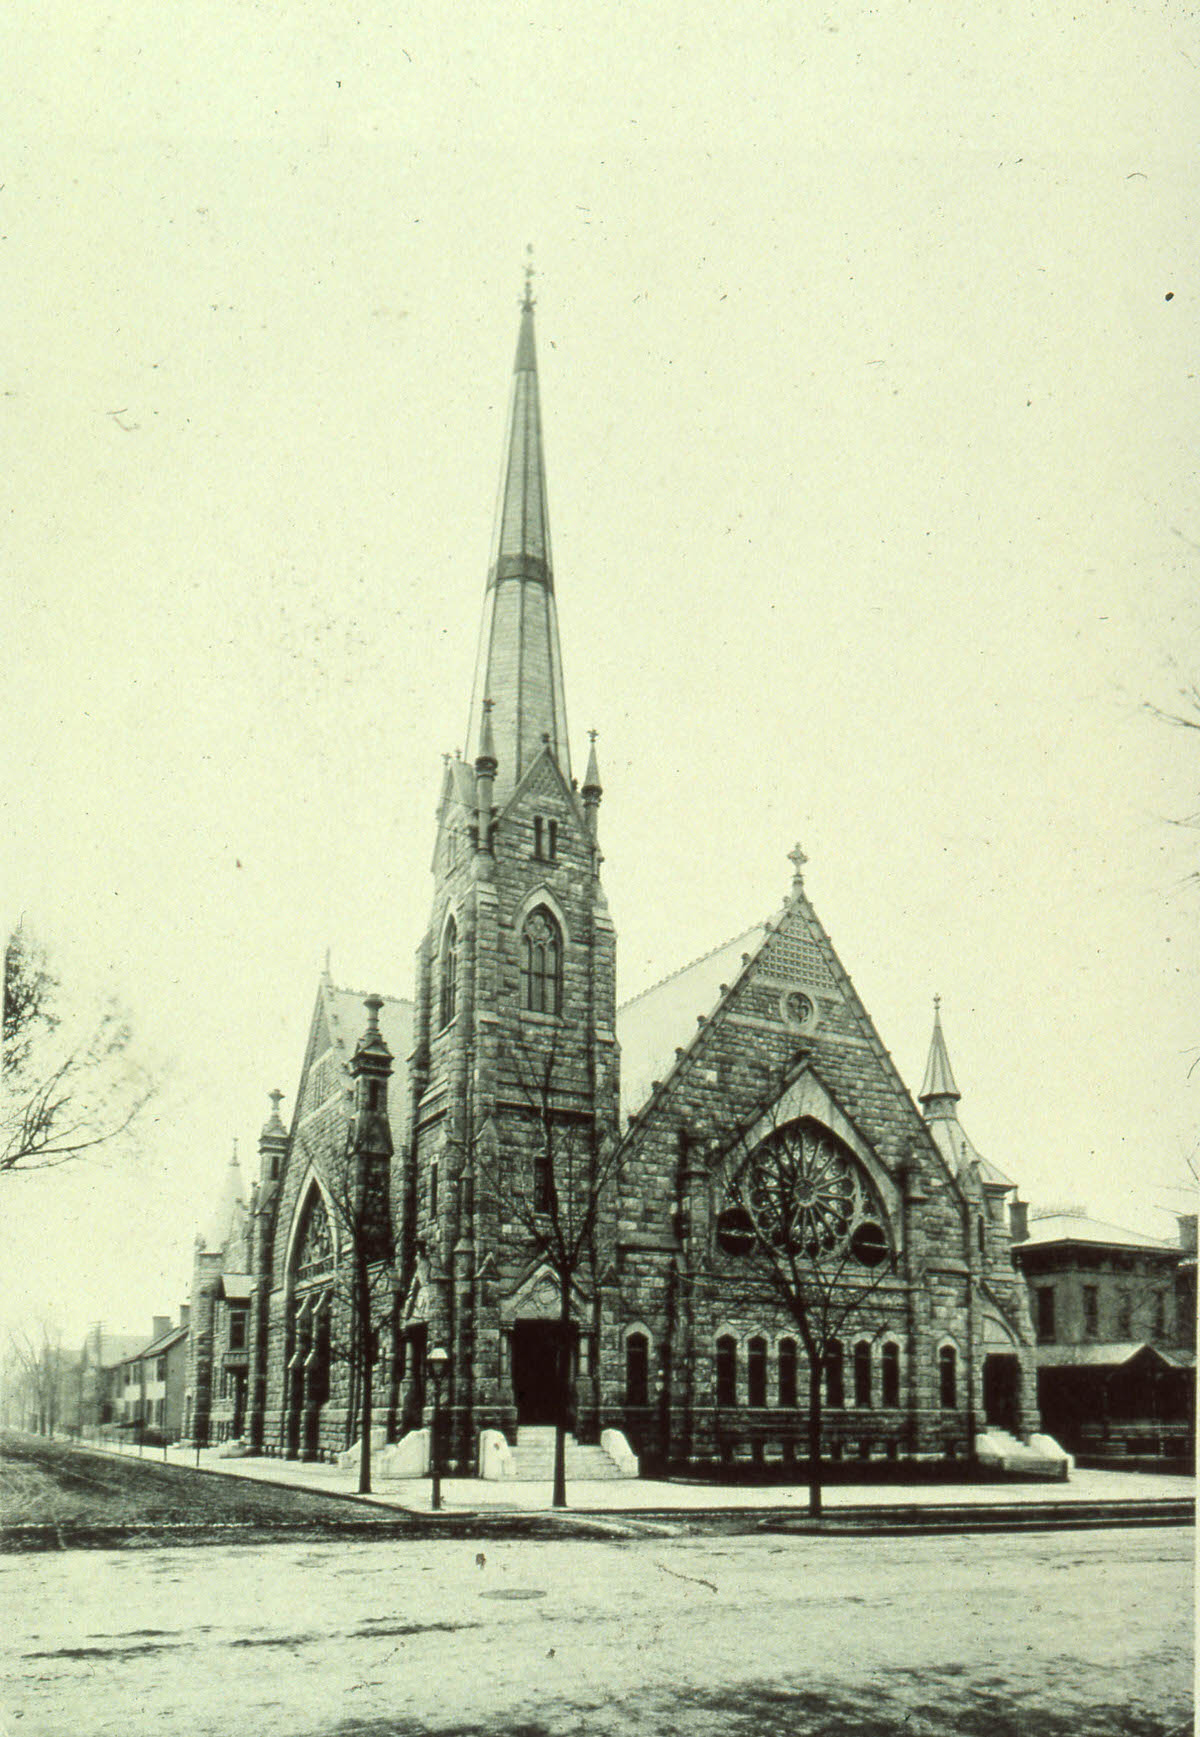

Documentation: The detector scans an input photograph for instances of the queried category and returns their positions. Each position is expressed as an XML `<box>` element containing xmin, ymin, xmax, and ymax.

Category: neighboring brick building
<box><xmin>1012</xmin><ymin>1210</ymin><xmax>1196</xmax><ymax>1462</ymax></box>
<box><xmin>190</xmin><ymin>284</ymin><xmax>1046</xmax><ymax>1472</ymax></box>
<box><xmin>111</xmin><ymin>1316</ymin><xmax>189</xmax><ymax>1441</ymax></box>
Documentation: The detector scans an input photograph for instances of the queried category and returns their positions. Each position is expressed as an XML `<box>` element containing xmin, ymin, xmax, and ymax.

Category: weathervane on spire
<box><xmin>522</xmin><ymin>244</ymin><xmax>535</xmax><ymax>310</ymax></box>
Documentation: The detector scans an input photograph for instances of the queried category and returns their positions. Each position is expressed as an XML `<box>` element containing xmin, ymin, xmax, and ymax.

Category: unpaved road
<box><xmin>2</xmin><ymin>1527</ymin><xmax>1191</xmax><ymax>1735</ymax></box>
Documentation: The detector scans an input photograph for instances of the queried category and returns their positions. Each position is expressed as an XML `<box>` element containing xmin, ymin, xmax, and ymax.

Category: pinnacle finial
<box><xmin>788</xmin><ymin>842</ymin><xmax>808</xmax><ymax>888</ymax></box>
<box><xmin>477</xmin><ymin>696</ymin><xmax>498</xmax><ymax>769</ymax></box>
<box><xmin>269</xmin><ymin>1088</ymin><xmax>283</xmax><ymax>1115</ymax></box>
<box><xmin>933</xmin><ymin>992</ymin><xmax>942</xmax><ymax>1014</ymax></box>
<box><xmin>582</xmin><ymin>728</ymin><xmax>602</xmax><ymax>801</ymax></box>
<box><xmin>522</xmin><ymin>245</ymin><xmax>535</xmax><ymax>311</ymax></box>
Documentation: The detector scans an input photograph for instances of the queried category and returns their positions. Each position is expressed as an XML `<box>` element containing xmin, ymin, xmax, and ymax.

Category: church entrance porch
<box><xmin>982</xmin><ymin>1353</ymin><xmax>1022</xmax><ymax>1431</ymax></box>
<box><xmin>512</xmin><ymin>1320</ymin><xmax>575</xmax><ymax>1425</ymax></box>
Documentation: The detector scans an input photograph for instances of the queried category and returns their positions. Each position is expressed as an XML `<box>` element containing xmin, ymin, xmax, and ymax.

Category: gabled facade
<box><xmin>113</xmin><ymin>1317</ymin><xmax>189</xmax><ymax>1441</ymax></box>
<box><xmin>251</xmin><ymin>979</ymin><xmax>412</xmax><ymax>1458</ymax></box>
<box><xmin>609</xmin><ymin>876</ymin><xmax>1037</xmax><ymax>1468</ymax></box>
<box><xmin>191</xmin><ymin>282</ymin><xmax>1045</xmax><ymax>1472</ymax></box>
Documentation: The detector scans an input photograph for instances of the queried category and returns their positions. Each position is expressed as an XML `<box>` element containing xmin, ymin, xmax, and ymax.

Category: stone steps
<box><xmin>504</xmin><ymin>1426</ymin><xmax>631</xmax><ymax>1482</ymax></box>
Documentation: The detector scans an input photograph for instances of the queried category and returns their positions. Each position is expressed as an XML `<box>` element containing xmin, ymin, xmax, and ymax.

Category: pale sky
<box><xmin>2</xmin><ymin>1</ymin><xmax>1196</xmax><ymax>1347</ymax></box>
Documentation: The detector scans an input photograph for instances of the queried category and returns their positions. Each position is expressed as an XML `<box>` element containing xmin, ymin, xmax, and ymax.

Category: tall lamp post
<box><xmin>427</xmin><ymin>1345</ymin><xmax>449</xmax><ymax>1512</ymax></box>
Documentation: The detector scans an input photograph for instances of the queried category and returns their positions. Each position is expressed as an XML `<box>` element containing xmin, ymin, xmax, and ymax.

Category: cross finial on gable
<box><xmin>788</xmin><ymin>841</ymin><xmax>808</xmax><ymax>889</ymax></box>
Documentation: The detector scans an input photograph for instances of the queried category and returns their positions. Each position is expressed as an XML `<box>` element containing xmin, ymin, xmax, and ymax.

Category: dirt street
<box><xmin>2</xmin><ymin>1526</ymin><xmax>1191</xmax><ymax>1736</ymax></box>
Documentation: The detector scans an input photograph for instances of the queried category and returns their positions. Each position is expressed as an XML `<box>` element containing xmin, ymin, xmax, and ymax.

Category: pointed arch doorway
<box><xmin>502</xmin><ymin>1266</ymin><xmax>588</xmax><ymax>1428</ymax></box>
<box><xmin>512</xmin><ymin>1320</ymin><xmax>575</xmax><ymax>1425</ymax></box>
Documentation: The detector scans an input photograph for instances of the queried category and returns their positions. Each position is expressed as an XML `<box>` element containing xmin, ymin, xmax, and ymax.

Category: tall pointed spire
<box><xmin>466</xmin><ymin>263</ymin><xmax>571</xmax><ymax>805</ymax></box>
<box><xmin>919</xmin><ymin>995</ymin><xmax>961</xmax><ymax>1122</ymax></box>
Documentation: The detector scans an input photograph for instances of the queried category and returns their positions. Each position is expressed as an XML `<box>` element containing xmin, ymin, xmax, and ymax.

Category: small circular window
<box><xmin>781</xmin><ymin>989</ymin><xmax>816</xmax><ymax>1031</ymax></box>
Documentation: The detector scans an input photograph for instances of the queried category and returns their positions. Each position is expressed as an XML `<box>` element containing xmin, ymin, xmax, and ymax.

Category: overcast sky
<box><xmin>3</xmin><ymin>2</ymin><xmax>1196</xmax><ymax>1346</ymax></box>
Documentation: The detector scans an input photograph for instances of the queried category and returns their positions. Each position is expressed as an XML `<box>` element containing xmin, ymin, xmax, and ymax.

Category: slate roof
<box><xmin>323</xmin><ymin>983</ymin><xmax>414</xmax><ymax>1145</ymax></box>
<box><xmin>465</xmin><ymin>293</ymin><xmax>571</xmax><ymax>802</ymax></box>
<box><xmin>919</xmin><ymin>1002</ymin><xmax>960</xmax><ymax>1102</ymax></box>
<box><xmin>925</xmin><ymin>1116</ymin><xmax>1014</xmax><ymax>1191</ymax></box>
<box><xmin>203</xmin><ymin>1148</ymin><xmax>247</xmax><ymax>1251</ymax></box>
<box><xmin>1017</xmin><ymin>1213</ymin><xmax>1178</xmax><ymax>1252</ymax></box>
<box><xmin>1035</xmin><ymin>1340</ymin><xmax>1195</xmax><ymax>1369</ymax></box>
<box><xmin>119</xmin><ymin>1323</ymin><xmax>188</xmax><ymax>1366</ymax></box>
<box><xmin>616</xmin><ymin>925</ymin><xmax>768</xmax><ymax>1121</ymax></box>
<box><xmin>217</xmin><ymin>1273</ymin><xmax>254</xmax><ymax>1301</ymax></box>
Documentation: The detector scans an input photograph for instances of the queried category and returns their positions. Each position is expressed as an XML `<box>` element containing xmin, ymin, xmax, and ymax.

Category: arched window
<box><xmin>439</xmin><ymin>919</ymin><xmax>458</xmax><ymax>1028</ymax></box>
<box><xmin>626</xmin><ymin>1333</ymin><xmax>649</xmax><ymax>1407</ymax></box>
<box><xmin>854</xmin><ymin>1341</ymin><xmax>872</xmax><ymax>1408</ymax></box>
<box><xmin>716</xmin><ymin>1335</ymin><xmax>738</xmax><ymax>1408</ymax></box>
<box><xmin>825</xmin><ymin>1340</ymin><xmax>844</xmax><ymax>1409</ymax></box>
<box><xmin>939</xmin><ymin>1344</ymin><xmax>957</xmax><ymax>1410</ymax></box>
<box><xmin>881</xmin><ymin>1341</ymin><xmax>900</xmax><ymax>1408</ymax></box>
<box><xmin>778</xmin><ymin>1338</ymin><xmax>798</xmax><ymax>1407</ymax></box>
<box><xmin>294</xmin><ymin>1189</ymin><xmax>334</xmax><ymax>1286</ymax></box>
<box><xmin>747</xmin><ymin>1336</ymin><xmax>767</xmax><ymax>1407</ymax></box>
<box><xmin>520</xmin><ymin>908</ymin><xmax>561</xmax><ymax>1015</ymax></box>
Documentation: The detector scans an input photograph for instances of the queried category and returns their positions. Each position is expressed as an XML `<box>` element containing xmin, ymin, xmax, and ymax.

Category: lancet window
<box><xmin>440</xmin><ymin>919</ymin><xmax>458</xmax><ymax>1029</ymax></box>
<box><xmin>295</xmin><ymin>1190</ymin><xmax>334</xmax><ymax>1286</ymax></box>
<box><xmin>520</xmin><ymin>908</ymin><xmax>561</xmax><ymax>1015</ymax></box>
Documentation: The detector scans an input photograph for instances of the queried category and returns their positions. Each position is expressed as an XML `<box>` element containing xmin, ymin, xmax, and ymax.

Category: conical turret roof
<box><xmin>919</xmin><ymin>997</ymin><xmax>960</xmax><ymax>1115</ymax></box>
<box><xmin>203</xmin><ymin>1142</ymin><xmax>246</xmax><ymax>1251</ymax></box>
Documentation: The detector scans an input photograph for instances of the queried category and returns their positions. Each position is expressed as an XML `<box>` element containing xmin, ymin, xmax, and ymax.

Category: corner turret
<box><xmin>919</xmin><ymin>995</ymin><xmax>961</xmax><ymax>1123</ymax></box>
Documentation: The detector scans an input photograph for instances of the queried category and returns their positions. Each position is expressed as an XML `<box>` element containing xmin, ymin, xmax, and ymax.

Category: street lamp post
<box><xmin>427</xmin><ymin>1345</ymin><xmax>449</xmax><ymax>1512</ymax></box>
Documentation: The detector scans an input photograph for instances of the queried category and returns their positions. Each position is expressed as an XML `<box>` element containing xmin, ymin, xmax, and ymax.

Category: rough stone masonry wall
<box><xmin>607</xmin><ymin>893</ymin><xmax>980</xmax><ymax>1466</ymax></box>
<box><xmin>410</xmin><ymin>756</ymin><xmax>618</xmax><ymax>1466</ymax></box>
<box><xmin>260</xmin><ymin>1006</ymin><xmax>360</xmax><ymax>1459</ymax></box>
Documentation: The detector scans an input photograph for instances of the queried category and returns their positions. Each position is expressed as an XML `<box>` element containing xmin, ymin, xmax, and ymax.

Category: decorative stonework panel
<box><xmin>759</xmin><ymin>930</ymin><xmax>836</xmax><ymax>990</ymax></box>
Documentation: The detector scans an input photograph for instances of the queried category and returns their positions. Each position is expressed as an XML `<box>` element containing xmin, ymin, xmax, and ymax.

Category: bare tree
<box><xmin>319</xmin><ymin>1156</ymin><xmax>396</xmax><ymax>1496</ymax></box>
<box><xmin>4</xmin><ymin>1319</ymin><xmax>72</xmax><ymax>1436</ymax></box>
<box><xmin>2</xmin><ymin>925</ymin><xmax>153</xmax><ymax>1175</ymax></box>
<box><xmin>474</xmin><ymin>1038</ymin><xmax>621</xmax><ymax>1508</ymax></box>
<box><xmin>703</xmin><ymin>1067</ymin><xmax>896</xmax><ymax>1518</ymax></box>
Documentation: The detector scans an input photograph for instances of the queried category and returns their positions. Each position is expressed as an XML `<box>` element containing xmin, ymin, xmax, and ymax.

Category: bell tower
<box><xmin>406</xmin><ymin>275</ymin><xmax>618</xmax><ymax>1466</ymax></box>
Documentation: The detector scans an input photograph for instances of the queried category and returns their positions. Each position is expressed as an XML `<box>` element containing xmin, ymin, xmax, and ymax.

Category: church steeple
<box><xmin>466</xmin><ymin>269</ymin><xmax>571</xmax><ymax>805</ymax></box>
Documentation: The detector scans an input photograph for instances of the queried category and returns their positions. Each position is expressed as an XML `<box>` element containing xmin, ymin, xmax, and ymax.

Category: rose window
<box><xmin>719</xmin><ymin>1120</ymin><xmax>888</xmax><ymax>1265</ymax></box>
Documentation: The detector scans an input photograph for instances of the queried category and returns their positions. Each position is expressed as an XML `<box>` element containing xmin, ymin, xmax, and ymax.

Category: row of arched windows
<box><xmin>708</xmin><ymin>1335</ymin><xmax>906</xmax><ymax>1410</ymax></box>
<box><xmin>438</xmin><ymin>907</ymin><xmax>564</xmax><ymax>1030</ymax></box>
<box><xmin>703</xmin><ymin>1337</ymin><xmax>960</xmax><ymax>1411</ymax></box>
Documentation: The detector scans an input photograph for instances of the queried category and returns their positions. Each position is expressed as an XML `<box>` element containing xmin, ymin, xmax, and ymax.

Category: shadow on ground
<box><xmin>309</xmin><ymin>1675</ymin><xmax>1192</xmax><ymax>1737</ymax></box>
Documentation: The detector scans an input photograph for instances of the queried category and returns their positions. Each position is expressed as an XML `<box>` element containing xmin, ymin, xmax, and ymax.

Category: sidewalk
<box><xmin>84</xmin><ymin>1437</ymin><xmax>1194</xmax><ymax>1518</ymax></box>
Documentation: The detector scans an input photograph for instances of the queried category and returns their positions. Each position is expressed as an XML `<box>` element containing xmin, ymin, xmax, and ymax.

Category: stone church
<box><xmin>185</xmin><ymin>285</ymin><xmax>1045</xmax><ymax>1475</ymax></box>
